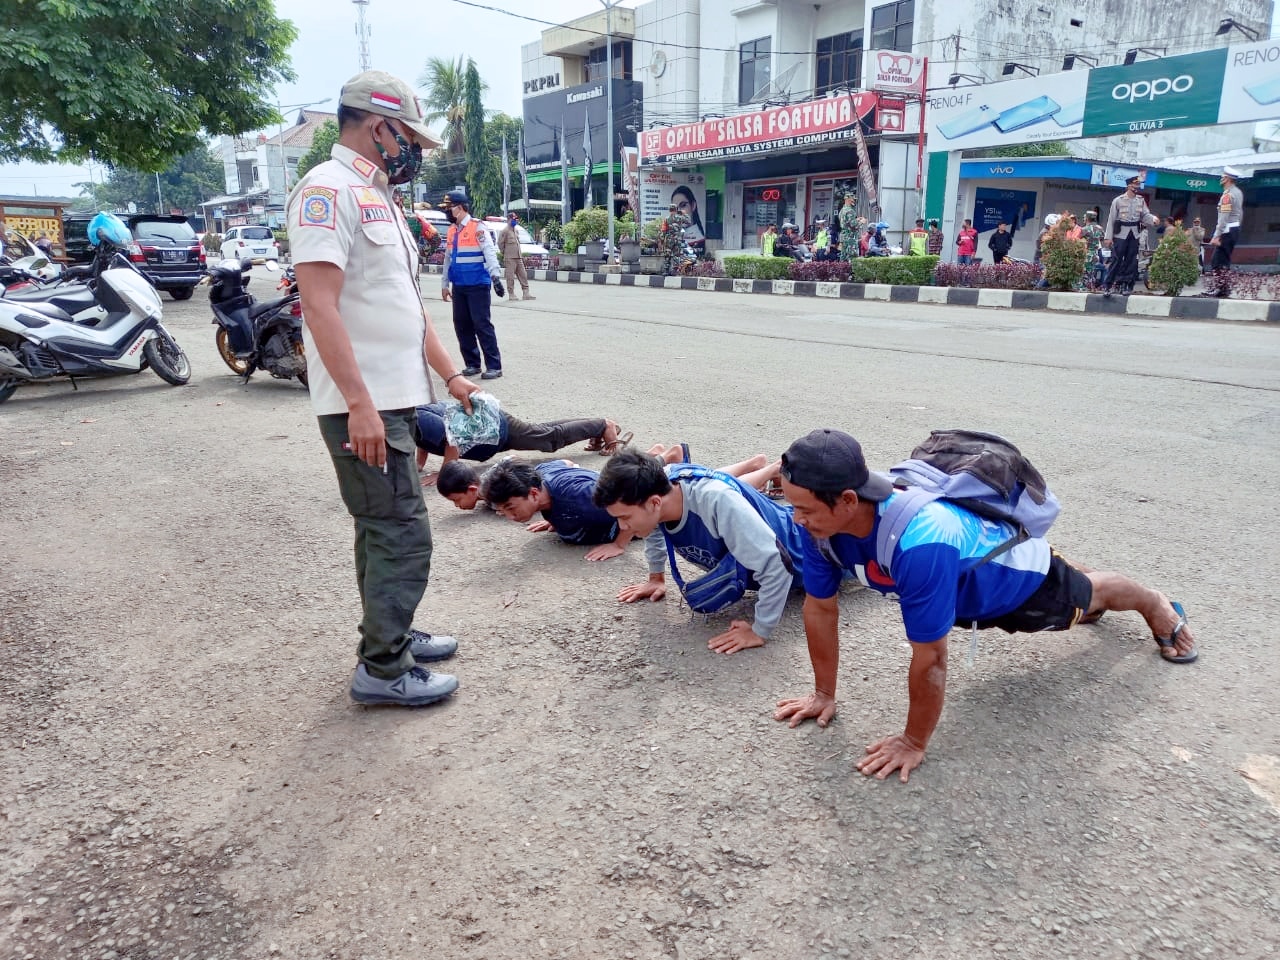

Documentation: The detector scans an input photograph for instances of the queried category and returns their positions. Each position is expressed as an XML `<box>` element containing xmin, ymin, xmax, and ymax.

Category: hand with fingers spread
<box><xmin>856</xmin><ymin>733</ymin><xmax>926</xmax><ymax>783</ymax></box>
<box><xmin>585</xmin><ymin>542</ymin><xmax>626</xmax><ymax>562</ymax></box>
<box><xmin>526</xmin><ymin>520</ymin><xmax>553</xmax><ymax>533</ymax></box>
<box><xmin>773</xmin><ymin>691</ymin><xmax>837</xmax><ymax>728</ymax></box>
<box><xmin>708</xmin><ymin>620</ymin><xmax>766</xmax><ymax>654</ymax></box>
<box><xmin>618</xmin><ymin>576</ymin><xmax>666</xmax><ymax>603</ymax></box>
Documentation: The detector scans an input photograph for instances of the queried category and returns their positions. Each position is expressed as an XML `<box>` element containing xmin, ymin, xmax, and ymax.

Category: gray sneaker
<box><xmin>408</xmin><ymin>629</ymin><xmax>458</xmax><ymax>663</ymax></box>
<box><xmin>350</xmin><ymin>664</ymin><xmax>458</xmax><ymax>706</ymax></box>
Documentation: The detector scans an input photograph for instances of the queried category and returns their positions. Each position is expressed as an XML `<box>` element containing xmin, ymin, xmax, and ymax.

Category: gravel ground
<box><xmin>2</xmin><ymin>275</ymin><xmax>1278</xmax><ymax>959</ymax></box>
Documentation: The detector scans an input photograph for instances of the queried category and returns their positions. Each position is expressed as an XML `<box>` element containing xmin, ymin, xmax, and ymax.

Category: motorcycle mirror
<box><xmin>262</xmin><ymin>260</ymin><xmax>280</xmax><ymax>273</ymax></box>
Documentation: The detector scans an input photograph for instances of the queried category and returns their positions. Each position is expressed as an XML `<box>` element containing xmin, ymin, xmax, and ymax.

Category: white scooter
<box><xmin>0</xmin><ymin>250</ymin><xmax>190</xmax><ymax>404</ymax></box>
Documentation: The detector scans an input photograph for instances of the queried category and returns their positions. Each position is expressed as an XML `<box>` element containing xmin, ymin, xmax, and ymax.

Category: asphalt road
<box><xmin>2</xmin><ymin>273</ymin><xmax>1278</xmax><ymax>959</ymax></box>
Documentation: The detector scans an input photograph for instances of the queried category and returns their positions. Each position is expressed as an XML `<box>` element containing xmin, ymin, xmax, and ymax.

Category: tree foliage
<box><xmin>0</xmin><ymin>0</ymin><xmax>295</xmax><ymax>169</ymax></box>
<box><xmin>1148</xmin><ymin>226</ymin><xmax>1201</xmax><ymax>297</ymax></box>
<box><xmin>979</xmin><ymin>140</ymin><xmax>1071</xmax><ymax>158</ymax></box>
<box><xmin>295</xmin><ymin>120</ymin><xmax>339</xmax><ymax>181</ymax></box>
<box><xmin>462</xmin><ymin>59</ymin><xmax>487</xmax><ymax>206</ymax></box>
<box><xmin>467</xmin><ymin>113</ymin><xmax>522</xmax><ymax>219</ymax></box>
<box><xmin>76</xmin><ymin>147</ymin><xmax>226</xmax><ymax>214</ymax></box>
<box><xmin>418</xmin><ymin>55</ymin><xmax>479</xmax><ymax>157</ymax></box>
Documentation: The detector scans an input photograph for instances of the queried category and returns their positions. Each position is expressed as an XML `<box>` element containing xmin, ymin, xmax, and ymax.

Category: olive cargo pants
<box><xmin>318</xmin><ymin>409</ymin><xmax>433</xmax><ymax>679</ymax></box>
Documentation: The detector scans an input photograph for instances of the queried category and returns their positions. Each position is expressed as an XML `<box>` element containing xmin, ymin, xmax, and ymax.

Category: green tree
<box><xmin>1</xmin><ymin>0</ymin><xmax>295</xmax><ymax>169</ymax></box>
<box><xmin>463</xmin><ymin>59</ymin><xmax>487</xmax><ymax>208</ymax></box>
<box><xmin>467</xmin><ymin>113</ymin><xmax>523</xmax><ymax>218</ymax></box>
<box><xmin>76</xmin><ymin>147</ymin><xmax>226</xmax><ymax>214</ymax></box>
<box><xmin>295</xmin><ymin>120</ymin><xmax>339</xmax><ymax>180</ymax></box>
<box><xmin>418</xmin><ymin>55</ymin><xmax>480</xmax><ymax>157</ymax></box>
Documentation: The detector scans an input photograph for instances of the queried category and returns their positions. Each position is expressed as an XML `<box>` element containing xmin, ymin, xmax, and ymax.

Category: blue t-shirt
<box><xmin>802</xmin><ymin>496</ymin><xmax>1050</xmax><ymax>643</ymax></box>
<box><xmin>537</xmin><ymin>461</ymin><xmax>618</xmax><ymax>545</ymax></box>
<box><xmin>413</xmin><ymin>402</ymin><xmax>510</xmax><ymax>461</ymax></box>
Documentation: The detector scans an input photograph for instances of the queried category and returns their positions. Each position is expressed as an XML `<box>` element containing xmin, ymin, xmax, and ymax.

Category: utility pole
<box><xmin>353</xmin><ymin>0</ymin><xmax>372</xmax><ymax>72</ymax></box>
<box><xmin>600</xmin><ymin>0</ymin><xmax>621</xmax><ymax>262</ymax></box>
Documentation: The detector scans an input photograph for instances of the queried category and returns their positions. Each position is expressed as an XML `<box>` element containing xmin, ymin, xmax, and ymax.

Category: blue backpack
<box><xmin>871</xmin><ymin>430</ymin><xmax>1060</xmax><ymax>576</ymax></box>
<box><xmin>663</xmin><ymin>465</ymin><xmax>800</xmax><ymax>615</ymax></box>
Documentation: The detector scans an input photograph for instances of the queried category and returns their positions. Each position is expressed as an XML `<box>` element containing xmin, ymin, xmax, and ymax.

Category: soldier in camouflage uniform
<box><xmin>838</xmin><ymin>193</ymin><xmax>865</xmax><ymax>264</ymax></box>
<box><xmin>1079</xmin><ymin>209</ymin><xmax>1105</xmax><ymax>288</ymax></box>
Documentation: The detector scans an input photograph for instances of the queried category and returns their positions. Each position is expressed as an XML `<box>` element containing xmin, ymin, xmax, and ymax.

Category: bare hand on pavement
<box><xmin>617</xmin><ymin>580</ymin><xmax>666</xmax><ymax>603</ymax></box>
<box><xmin>773</xmin><ymin>692</ymin><xmax>837</xmax><ymax>728</ymax></box>
<box><xmin>855</xmin><ymin>734</ymin><xmax>926</xmax><ymax>783</ymax></box>
<box><xmin>527</xmin><ymin>520</ymin><xmax>553</xmax><ymax>533</ymax></box>
<box><xmin>585</xmin><ymin>542</ymin><xmax>625</xmax><ymax>562</ymax></box>
<box><xmin>708</xmin><ymin>620</ymin><xmax>766</xmax><ymax>654</ymax></box>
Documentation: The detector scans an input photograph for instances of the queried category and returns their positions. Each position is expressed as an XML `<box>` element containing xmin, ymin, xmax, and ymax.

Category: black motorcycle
<box><xmin>207</xmin><ymin>259</ymin><xmax>307</xmax><ymax>386</ymax></box>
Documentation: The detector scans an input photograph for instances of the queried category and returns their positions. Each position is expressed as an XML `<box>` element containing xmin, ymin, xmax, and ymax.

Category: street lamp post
<box><xmin>275</xmin><ymin>97</ymin><xmax>332</xmax><ymax>213</ymax></box>
<box><xmin>600</xmin><ymin>0</ymin><xmax>621</xmax><ymax>262</ymax></box>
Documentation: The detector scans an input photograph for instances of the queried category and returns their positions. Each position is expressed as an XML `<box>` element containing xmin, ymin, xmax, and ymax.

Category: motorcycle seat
<box><xmin>249</xmin><ymin>293</ymin><xmax>297</xmax><ymax>321</ymax></box>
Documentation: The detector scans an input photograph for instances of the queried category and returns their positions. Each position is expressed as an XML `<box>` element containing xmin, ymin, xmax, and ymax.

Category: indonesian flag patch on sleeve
<box><xmin>298</xmin><ymin>186</ymin><xmax>338</xmax><ymax>229</ymax></box>
<box><xmin>370</xmin><ymin>91</ymin><xmax>402</xmax><ymax>111</ymax></box>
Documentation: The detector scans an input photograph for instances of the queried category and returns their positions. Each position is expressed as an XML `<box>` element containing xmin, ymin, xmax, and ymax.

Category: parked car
<box><xmin>477</xmin><ymin>217</ymin><xmax>551</xmax><ymax>268</ymax></box>
<box><xmin>62</xmin><ymin>213</ymin><xmax>97</xmax><ymax>264</ymax></box>
<box><xmin>126</xmin><ymin>215</ymin><xmax>206</xmax><ymax>300</ymax></box>
<box><xmin>221</xmin><ymin>225</ymin><xmax>280</xmax><ymax>264</ymax></box>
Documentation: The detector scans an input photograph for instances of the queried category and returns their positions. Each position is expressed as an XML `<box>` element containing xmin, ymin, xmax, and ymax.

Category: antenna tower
<box><xmin>353</xmin><ymin>0</ymin><xmax>372</xmax><ymax>71</ymax></box>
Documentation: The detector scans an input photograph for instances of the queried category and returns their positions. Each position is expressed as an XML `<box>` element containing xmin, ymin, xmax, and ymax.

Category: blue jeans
<box><xmin>957</xmin><ymin>255</ymin><xmax>974</xmax><ymax>265</ymax></box>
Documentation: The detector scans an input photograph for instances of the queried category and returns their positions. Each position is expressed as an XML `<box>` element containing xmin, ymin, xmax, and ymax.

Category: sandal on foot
<box><xmin>599</xmin><ymin>430</ymin><xmax>634</xmax><ymax>456</ymax></box>
<box><xmin>1154</xmin><ymin>601</ymin><xmax>1198</xmax><ymax>664</ymax></box>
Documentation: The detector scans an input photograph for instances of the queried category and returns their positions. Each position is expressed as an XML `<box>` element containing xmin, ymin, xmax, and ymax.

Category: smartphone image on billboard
<box><xmin>993</xmin><ymin>96</ymin><xmax>1061</xmax><ymax>133</ymax></box>
<box><xmin>937</xmin><ymin>104</ymin><xmax>995</xmax><ymax>140</ymax></box>
<box><xmin>1244</xmin><ymin>75</ymin><xmax>1280</xmax><ymax>106</ymax></box>
<box><xmin>1053</xmin><ymin>98</ymin><xmax>1086</xmax><ymax>128</ymax></box>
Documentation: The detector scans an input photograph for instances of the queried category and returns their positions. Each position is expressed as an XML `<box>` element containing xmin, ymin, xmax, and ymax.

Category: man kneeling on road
<box><xmin>774</xmin><ymin>429</ymin><xmax>1199</xmax><ymax>782</ymax></box>
<box><xmin>593</xmin><ymin>448</ymin><xmax>805</xmax><ymax>654</ymax></box>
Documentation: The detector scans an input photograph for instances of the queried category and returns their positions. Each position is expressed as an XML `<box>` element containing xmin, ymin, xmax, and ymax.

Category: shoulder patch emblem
<box><xmin>352</xmin><ymin>156</ymin><xmax>377</xmax><ymax>180</ymax></box>
<box><xmin>298</xmin><ymin>186</ymin><xmax>338</xmax><ymax>229</ymax></box>
<box><xmin>350</xmin><ymin>185</ymin><xmax>393</xmax><ymax>224</ymax></box>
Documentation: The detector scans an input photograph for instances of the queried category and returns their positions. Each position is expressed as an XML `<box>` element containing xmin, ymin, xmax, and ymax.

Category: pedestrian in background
<box><xmin>441</xmin><ymin>187</ymin><xmax>505</xmax><ymax>380</ymax></box>
<box><xmin>926</xmin><ymin>219</ymin><xmax>944</xmax><ymax>256</ymax></box>
<box><xmin>839</xmin><ymin>193</ymin><xmax>864</xmax><ymax>263</ymax></box>
<box><xmin>987</xmin><ymin>222</ymin><xmax>1013</xmax><ymax>264</ymax></box>
<box><xmin>1079</xmin><ymin>209</ymin><xmax>1106</xmax><ymax>287</ymax></box>
<box><xmin>498</xmin><ymin>213</ymin><xmax>534</xmax><ymax>302</ymax></box>
<box><xmin>1190</xmin><ymin>217</ymin><xmax>1206</xmax><ymax>273</ymax></box>
<box><xmin>289</xmin><ymin>69</ymin><xmax>479</xmax><ymax>708</ymax></box>
<box><xmin>760</xmin><ymin>223</ymin><xmax>777</xmax><ymax>257</ymax></box>
<box><xmin>955</xmin><ymin>219</ymin><xmax>978</xmax><ymax>265</ymax></box>
<box><xmin>908</xmin><ymin>219</ymin><xmax>929</xmax><ymax>256</ymax></box>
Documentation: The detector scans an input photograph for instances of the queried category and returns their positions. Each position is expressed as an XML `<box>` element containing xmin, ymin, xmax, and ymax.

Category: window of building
<box><xmin>584</xmin><ymin>42</ymin><xmax>633</xmax><ymax>83</ymax></box>
<box><xmin>870</xmin><ymin>1</ymin><xmax>914</xmax><ymax>53</ymax></box>
<box><xmin>816</xmin><ymin>30</ymin><xmax>865</xmax><ymax>95</ymax></box>
<box><xmin>741</xmin><ymin>181</ymin><xmax>796</xmax><ymax>249</ymax></box>
<box><xmin>739</xmin><ymin>36</ymin><xmax>772</xmax><ymax>104</ymax></box>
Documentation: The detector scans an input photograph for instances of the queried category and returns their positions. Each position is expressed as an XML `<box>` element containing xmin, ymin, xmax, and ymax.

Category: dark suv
<box><xmin>126</xmin><ymin>215</ymin><xmax>206</xmax><ymax>299</ymax></box>
<box><xmin>62</xmin><ymin>213</ymin><xmax>97</xmax><ymax>264</ymax></box>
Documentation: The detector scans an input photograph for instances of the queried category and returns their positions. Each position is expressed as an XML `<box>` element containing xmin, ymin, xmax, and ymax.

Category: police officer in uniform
<box><xmin>289</xmin><ymin>70</ymin><xmax>480</xmax><ymax>707</ymax></box>
<box><xmin>1208</xmin><ymin>165</ymin><xmax>1246</xmax><ymax>298</ymax></box>
<box><xmin>441</xmin><ymin>188</ymin><xmax>505</xmax><ymax>379</ymax></box>
<box><xmin>1102</xmin><ymin>175</ymin><xmax>1155</xmax><ymax>297</ymax></box>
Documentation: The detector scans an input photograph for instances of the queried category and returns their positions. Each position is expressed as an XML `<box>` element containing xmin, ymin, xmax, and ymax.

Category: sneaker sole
<box><xmin>411</xmin><ymin>648</ymin><xmax>458</xmax><ymax>663</ymax></box>
<box><xmin>350</xmin><ymin>684</ymin><xmax>459</xmax><ymax>707</ymax></box>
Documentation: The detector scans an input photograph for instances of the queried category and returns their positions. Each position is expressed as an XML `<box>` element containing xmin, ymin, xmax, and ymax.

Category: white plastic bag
<box><xmin>441</xmin><ymin>391</ymin><xmax>502</xmax><ymax>455</ymax></box>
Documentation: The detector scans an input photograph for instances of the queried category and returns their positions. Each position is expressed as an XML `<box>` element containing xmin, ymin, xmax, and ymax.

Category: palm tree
<box><xmin>418</xmin><ymin>55</ymin><xmax>486</xmax><ymax>156</ymax></box>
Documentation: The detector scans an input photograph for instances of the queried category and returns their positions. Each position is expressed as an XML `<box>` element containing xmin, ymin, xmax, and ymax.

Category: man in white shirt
<box><xmin>289</xmin><ymin>69</ymin><xmax>480</xmax><ymax>707</ymax></box>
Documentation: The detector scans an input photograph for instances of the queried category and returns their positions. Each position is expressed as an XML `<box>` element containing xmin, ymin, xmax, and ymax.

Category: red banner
<box><xmin>639</xmin><ymin>94</ymin><xmax>879</xmax><ymax>165</ymax></box>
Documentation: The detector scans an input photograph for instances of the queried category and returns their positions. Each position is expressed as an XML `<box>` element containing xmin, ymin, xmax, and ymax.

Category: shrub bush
<box><xmin>683</xmin><ymin>259</ymin><xmax>726</xmax><ymax>278</ymax></box>
<box><xmin>561</xmin><ymin>207</ymin><xmax>610</xmax><ymax>254</ymax></box>
<box><xmin>1212</xmin><ymin>270</ymin><xmax>1280</xmax><ymax>300</ymax></box>
<box><xmin>789</xmin><ymin>260</ymin><xmax>852</xmax><ymax>282</ymax></box>
<box><xmin>722</xmin><ymin>255</ymin><xmax>795</xmax><ymax>280</ymax></box>
<box><xmin>850</xmin><ymin>255</ymin><xmax>938</xmax><ymax>285</ymax></box>
<box><xmin>1040</xmin><ymin>220</ymin><xmax>1087</xmax><ymax>291</ymax></box>
<box><xmin>931</xmin><ymin>261</ymin><xmax>1040</xmax><ymax>290</ymax></box>
<box><xmin>1148</xmin><ymin>227</ymin><xmax>1201</xmax><ymax>297</ymax></box>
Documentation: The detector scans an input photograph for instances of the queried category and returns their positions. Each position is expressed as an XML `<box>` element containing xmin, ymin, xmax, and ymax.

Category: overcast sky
<box><xmin>0</xmin><ymin>0</ymin><xmax>625</xmax><ymax>199</ymax></box>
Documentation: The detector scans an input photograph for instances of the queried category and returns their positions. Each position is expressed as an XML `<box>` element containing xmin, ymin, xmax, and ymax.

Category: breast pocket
<box><xmin>359</xmin><ymin>221</ymin><xmax>405</xmax><ymax>282</ymax></box>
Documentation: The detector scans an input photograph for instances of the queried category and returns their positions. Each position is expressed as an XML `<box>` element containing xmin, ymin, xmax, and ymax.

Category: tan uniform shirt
<box><xmin>1213</xmin><ymin>186</ymin><xmax>1244</xmax><ymax>239</ymax></box>
<box><xmin>1105</xmin><ymin>192</ymin><xmax>1152</xmax><ymax>240</ymax></box>
<box><xmin>287</xmin><ymin>144</ymin><xmax>433</xmax><ymax>416</ymax></box>
<box><xmin>497</xmin><ymin>225</ymin><xmax>523</xmax><ymax>261</ymax></box>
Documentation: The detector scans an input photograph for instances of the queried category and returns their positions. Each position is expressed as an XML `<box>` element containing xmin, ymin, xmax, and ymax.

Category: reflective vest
<box><xmin>908</xmin><ymin>229</ymin><xmax>928</xmax><ymax>256</ymax></box>
<box><xmin>447</xmin><ymin>218</ymin><xmax>489</xmax><ymax>286</ymax></box>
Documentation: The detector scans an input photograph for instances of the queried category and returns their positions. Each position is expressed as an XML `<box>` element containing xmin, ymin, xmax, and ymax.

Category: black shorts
<box><xmin>966</xmin><ymin>551</ymin><xmax>1093</xmax><ymax>634</ymax></box>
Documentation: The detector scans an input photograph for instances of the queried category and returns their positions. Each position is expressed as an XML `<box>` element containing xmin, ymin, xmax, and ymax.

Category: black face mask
<box><xmin>375</xmin><ymin>123</ymin><xmax>423</xmax><ymax>185</ymax></box>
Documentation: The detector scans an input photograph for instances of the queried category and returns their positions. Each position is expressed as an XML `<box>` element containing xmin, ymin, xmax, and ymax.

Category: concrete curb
<box><xmin>420</xmin><ymin>265</ymin><xmax>1280</xmax><ymax>323</ymax></box>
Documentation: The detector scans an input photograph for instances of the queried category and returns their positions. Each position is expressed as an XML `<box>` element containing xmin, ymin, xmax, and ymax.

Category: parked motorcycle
<box><xmin>207</xmin><ymin>258</ymin><xmax>307</xmax><ymax>386</ymax></box>
<box><xmin>1</xmin><ymin>240</ymin><xmax>119</xmax><ymax>324</ymax></box>
<box><xmin>0</xmin><ymin>248</ymin><xmax>191</xmax><ymax>404</ymax></box>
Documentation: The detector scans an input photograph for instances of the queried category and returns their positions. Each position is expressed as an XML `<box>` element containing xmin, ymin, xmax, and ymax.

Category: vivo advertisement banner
<box><xmin>1083</xmin><ymin>49</ymin><xmax>1225</xmax><ymax>137</ymax></box>
<box><xmin>973</xmin><ymin>188</ymin><xmax>1037</xmax><ymax>233</ymax></box>
<box><xmin>927</xmin><ymin>71</ymin><xmax>1087</xmax><ymax>151</ymax></box>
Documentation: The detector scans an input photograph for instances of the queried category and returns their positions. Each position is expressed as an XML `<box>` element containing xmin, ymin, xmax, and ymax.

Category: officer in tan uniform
<box><xmin>1207</xmin><ymin>165</ymin><xmax>1246</xmax><ymax>298</ymax></box>
<box><xmin>288</xmin><ymin>70</ymin><xmax>480</xmax><ymax>707</ymax></box>
<box><xmin>1102</xmin><ymin>174</ymin><xmax>1155</xmax><ymax>297</ymax></box>
<box><xmin>497</xmin><ymin>214</ymin><xmax>534</xmax><ymax>300</ymax></box>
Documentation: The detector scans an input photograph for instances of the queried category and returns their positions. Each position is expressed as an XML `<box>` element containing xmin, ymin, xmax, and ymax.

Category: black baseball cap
<box><xmin>1125</xmin><ymin>175</ymin><xmax>1141</xmax><ymax>185</ymax></box>
<box><xmin>780</xmin><ymin>429</ymin><xmax>894</xmax><ymax>501</ymax></box>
